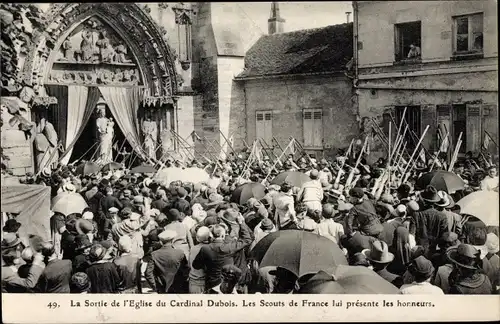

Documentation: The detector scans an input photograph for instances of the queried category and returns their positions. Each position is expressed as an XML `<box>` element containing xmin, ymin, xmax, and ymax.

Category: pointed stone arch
<box><xmin>22</xmin><ymin>3</ymin><xmax>179</xmax><ymax>104</ymax></box>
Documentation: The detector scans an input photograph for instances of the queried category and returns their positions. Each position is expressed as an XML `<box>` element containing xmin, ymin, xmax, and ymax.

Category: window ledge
<box><xmin>393</xmin><ymin>58</ymin><xmax>422</xmax><ymax>65</ymax></box>
<box><xmin>451</xmin><ymin>52</ymin><xmax>484</xmax><ymax>61</ymax></box>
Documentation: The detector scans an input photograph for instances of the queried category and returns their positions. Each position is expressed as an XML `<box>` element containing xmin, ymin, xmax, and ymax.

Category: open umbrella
<box><xmin>75</xmin><ymin>161</ymin><xmax>101</xmax><ymax>176</ymax></box>
<box><xmin>457</xmin><ymin>191</ymin><xmax>499</xmax><ymax>226</ymax></box>
<box><xmin>153</xmin><ymin>167</ymin><xmax>210</xmax><ymax>187</ymax></box>
<box><xmin>270</xmin><ymin>171</ymin><xmax>311</xmax><ymax>188</ymax></box>
<box><xmin>415</xmin><ymin>170</ymin><xmax>465</xmax><ymax>194</ymax></box>
<box><xmin>297</xmin><ymin>266</ymin><xmax>400</xmax><ymax>294</ymax></box>
<box><xmin>130</xmin><ymin>164</ymin><xmax>156</xmax><ymax>174</ymax></box>
<box><xmin>51</xmin><ymin>192</ymin><xmax>88</xmax><ymax>216</ymax></box>
<box><xmin>101</xmin><ymin>162</ymin><xmax>123</xmax><ymax>173</ymax></box>
<box><xmin>231</xmin><ymin>182</ymin><xmax>266</xmax><ymax>205</ymax></box>
<box><xmin>250</xmin><ymin>230</ymin><xmax>348</xmax><ymax>277</ymax></box>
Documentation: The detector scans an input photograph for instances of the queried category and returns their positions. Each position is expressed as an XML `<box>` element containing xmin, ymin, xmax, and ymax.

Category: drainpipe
<box><xmin>352</xmin><ymin>1</ymin><xmax>361</xmax><ymax>125</ymax></box>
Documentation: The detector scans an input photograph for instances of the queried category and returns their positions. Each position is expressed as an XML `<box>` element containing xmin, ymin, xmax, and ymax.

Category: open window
<box><xmin>394</xmin><ymin>21</ymin><xmax>422</xmax><ymax>62</ymax></box>
<box><xmin>453</xmin><ymin>13</ymin><xmax>483</xmax><ymax>59</ymax></box>
<box><xmin>394</xmin><ymin>105</ymin><xmax>421</xmax><ymax>150</ymax></box>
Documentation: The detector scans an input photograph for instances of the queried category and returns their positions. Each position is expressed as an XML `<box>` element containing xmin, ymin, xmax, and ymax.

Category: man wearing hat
<box><xmin>297</xmin><ymin>169</ymin><xmax>324</xmax><ymax>213</ymax></box>
<box><xmin>2</xmin><ymin>219</ymin><xmax>22</xmax><ymax>234</ymax></box>
<box><xmin>400</xmin><ymin>256</ymin><xmax>444</xmax><ymax>294</ymax></box>
<box><xmin>363</xmin><ymin>240</ymin><xmax>403</xmax><ymax>288</ymax></box>
<box><xmin>409</xmin><ymin>186</ymin><xmax>449</xmax><ymax>255</ymax></box>
<box><xmin>447</xmin><ymin>244</ymin><xmax>493</xmax><ymax>294</ymax></box>
<box><xmin>72</xmin><ymin>234</ymin><xmax>93</xmax><ymax>273</ymax></box>
<box><xmin>250</xmin><ymin>217</ymin><xmax>276</xmax><ymax>250</ymax></box>
<box><xmin>273</xmin><ymin>182</ymin><xmax>297</xmax><ymax>230</ymax></box>
<box><xmin>144</xmin><ymin>230</ymin><xmax>189</xmax><ymax>293</ymax></box>
<box><xmin>345</xmin><ymin>187</ymin><xmax>383</xmax><ymax>238</ymax></box>
<box><xmin>113</xmin><ymin>236</ymin><xmax>141</xmax><ymax>293</ymax></box>
<box><xmin>435</xmin><ymin>191</ymin><xmax>462</xmax><ymax>235</ymax></box>
<box><xmin>85</xmin><ymin>244</ymin><xmax>121</xmax><ymax>293</ymax></box>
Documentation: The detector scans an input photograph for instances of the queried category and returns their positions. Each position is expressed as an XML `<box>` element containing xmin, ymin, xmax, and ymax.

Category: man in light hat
<box><xmin>273</xmin><ymin>182</ymin><xmax>297</xmax><ymax>230</ymax></box>
<box><xmin>144</xmin><ymin>230</ymin><xmax>189</xmax><ymax>293</ymax></box>
<box><xmin>113</xmin><ymin>235</ymin><xmax>141</xmax><ymax>293</ymax></box>
<box><xmin>363</xmin><ymin>240</ymin><xmax>403</xmax><ymax>288</ymax></box>
<box><xmin>480</xmin><ymin>166</ymin><xmax>498</xmax><ymax>191</ymax></box>
<box><xmin>111</xmin><ymin>207</ymin><xmax>150</xmax><ymax>259</ymax></box>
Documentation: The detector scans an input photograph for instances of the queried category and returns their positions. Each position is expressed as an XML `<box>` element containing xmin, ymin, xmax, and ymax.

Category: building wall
<box><xmin>357</xmin><ymin>0</ymin><xmax>498</xmax><ymax>67</ymax></box>
<box><xmin>355</xmin><ymin>0</ymin><xmax>498</xmax><ymax>160</ymax></box>
<box><xmin>243</xmin><ymin>75</ymin><xmax>358</xmax><ymax>159</ymax></box>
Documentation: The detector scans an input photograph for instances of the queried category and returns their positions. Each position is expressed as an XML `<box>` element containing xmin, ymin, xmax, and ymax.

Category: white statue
<box><xmin>95</xmin><ymin>107</ymin><xmax>114</xmax><ymax>164</ymax></box>
<box><xmin>34</xmin><ymin>117</ymin><xmax>59</xmax><ymax>170</ymax></box>
<box><xmin>160</xmin><ymin>128</ymin><xmax>174</xmax><ymax>157</ymax></box>
<box><xmin>142</xmin><ymin>117</ymin><xmax>157</xmax><ymax>160</ymax></box>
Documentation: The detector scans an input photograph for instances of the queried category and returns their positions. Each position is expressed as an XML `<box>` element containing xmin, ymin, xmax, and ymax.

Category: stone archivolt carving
<box><xmin>23</xmin><ymin>3</ymin><xmax>178</xmax><ymax>98</ymax></box>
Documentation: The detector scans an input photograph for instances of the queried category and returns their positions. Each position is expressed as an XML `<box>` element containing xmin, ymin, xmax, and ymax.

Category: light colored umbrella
<box><xmin>153</xmin><ymin>167</ymin><xmax>210</xmax><ymax>187</ymax></box>
<box><xmin>457</xmin><ymin>191</ymin><xmax>499</xmax><ymax>226</ymax></box>
<box><xmin>51</xmin><ymin>192</ymin><xmax>88</xmax><ymax>216</ymax></box>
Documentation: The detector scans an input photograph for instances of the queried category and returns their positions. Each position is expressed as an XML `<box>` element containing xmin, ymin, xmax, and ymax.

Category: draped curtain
<box><xmin>59</xmin><ymin>86</ymin><xmax>101</xmax><ymax>164</ymax></box>
<box><xmin>45</xmin><ymin>85</ymin><xmax>68</xmax><ymax>148</ymax></box>
<box><xmin>98</xmin><ymin>87</ymin><xmax>146</xmax><ymax>160</ymax></box>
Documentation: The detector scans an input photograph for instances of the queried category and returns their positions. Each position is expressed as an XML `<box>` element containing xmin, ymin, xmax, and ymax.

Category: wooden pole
<box><xmin>219</xmin><ymin>130</ymin><xmax>237</xmax><ymax>158</ymax></box>
<box><xmin>448</xmin><ymin>132</ymin><xmax>463</xmax><ymax>172</ymax></box>
<box><xmin>345</xmin><ymin>135</ymin><xmax>368</xmax><ymax>187</ymax></box>
<box><xmin>386</xmin><ymin>122</ymin><xmax>392</xmax><ymax>190</ymax></box>
<box><xmin>262</xmin><ymin>139</ymin><xmax>294</xmax><ymax>183</ymax></box>
<box><xmin>401</xmin><ymin>125</ymin><xmax>430</xmax><ymax>176</ymax></box>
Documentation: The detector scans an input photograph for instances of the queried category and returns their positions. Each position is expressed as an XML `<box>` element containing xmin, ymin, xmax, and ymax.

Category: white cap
<box><xmin>158</xmin><ymin>230</ymin><xmax>177</xmax><ymax>243</ymax></box>
<box><xmin>108</xmin><ymin>207</ymin><xmax>119</xmax><ymax>213</ymax></box>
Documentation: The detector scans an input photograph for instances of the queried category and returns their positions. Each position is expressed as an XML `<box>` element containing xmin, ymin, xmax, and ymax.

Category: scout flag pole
<box><xmin>401</xmin><ymin>125</ymin><xmax>430</xmax><ymax>177</ymax></box>
<box><xmin>448</xmin><ymin>132</ymin><xmax>462</xmax><ymax>172</ymax></box>
<box><xmin>345</xmin><ymin>135</ymin><xmax>368</xmax><ymax>188</ymax></box>
<box><xmin>262</xmin><ymin>138</ymin><xmax>295</xmax><ymax>183</ymax></box>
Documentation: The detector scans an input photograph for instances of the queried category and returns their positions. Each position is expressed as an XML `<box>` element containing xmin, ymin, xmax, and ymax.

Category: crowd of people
<box><xmin>1</xmin><ymin>146</ymin><xmax>499</xmax><ymax>295</ymax></box>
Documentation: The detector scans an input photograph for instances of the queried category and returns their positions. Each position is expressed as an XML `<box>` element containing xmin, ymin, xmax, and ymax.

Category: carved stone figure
<box><xmin>114</xmin><ymin>44</ymin><xmax>132</xmax><ymax>63</ymax></box>
<box><xmin>152</xmin><ymin>42</ymin><xmax>162</xmax><ymax>58</ymax></box>
<box><xmin>153</xmin><ymin>79</ymin><xmax>160</xmax><ymax>96</ymax></box>
<box><xmin>142</xmin><ymin>117</ymin><xmax>158</xmax><ymax>160</ymax></box>
<box><xmin>34</xmin><ymin>117</ymin><xmax>59</xmax><ymax>171</ymax></box>
<box><xmin>96</xmin><ymin>30</ymin><xmax>115</xmax><ymax>63</ymax></box>
<box><xmin>160</xmin><ymin>128</ymin><xmax>174</xmax><ymax>154</ymax></box>
<box><xmin>79</xmin><ymin>30</ymin><xmax>94</xmax><ymax>62</ymax></box>
<box><xmin>114</xmin><ymin>69</ymin><xmax>124</xmax><ymax>82</ymax></box>
<box><xmin>61</xmin><ymin>38</ymin><xmax>74</xmax><ymax>61</ymax></box>
<box><xmin>158</xmin><ymin>61</ymin><xmax>168</xmax><ymax>76</ymax></box>
<box><xmin>95</xmin><ymin>107</ymin><xmax>114</xmax><ymax>165</ymax></box>
<box><xmin>162</xmin><ymin>77</ymin><xmax>171</xmax><ymax>96</ymax></box>
<box><xmin>149</xmin><ymin>61</ymin><xmax>157</xmax><ymax>78</ymax></box>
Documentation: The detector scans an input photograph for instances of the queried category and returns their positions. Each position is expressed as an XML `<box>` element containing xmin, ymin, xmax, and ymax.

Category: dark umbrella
<box><xmin>250</xmin><ymin>230</ymin><xmax>348</xmax><ymax>277</ymax></box>
<box><xmin>130</xmin><ymin>164</ymin><xmax>156</xmax><ymax>174</ymax></box>
<box><xmin>270</xmin><ymin>171</ymin><xmax>311</xmax><ymax>188</ymax></box>
<box><xmin>230</xmin><ymin>182</ymin><xmax>266</xmax><ymax>205</ymax></box>
<box><xmin>101</xmin><ymin>162</ymin><xmax>123</xmax><ymax>173</ymax></box>
<box><xmin>297</xmin><ymin>267</ymin><xmax>400</xmax><ymax>294</ymax></box>
<box><xmin>75</xmin><ymin>161</ymin><xmax>101</xmax><ymax>176</ymax></box>
<box><xmin>415</xmin><ymin>170</ymin><xmax>465</xmax><ymax>194</ymax></box>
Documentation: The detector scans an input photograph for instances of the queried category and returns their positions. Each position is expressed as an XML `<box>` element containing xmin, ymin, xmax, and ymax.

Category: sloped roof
<box><xmin>236</xmin><ymin>22</ymin><xmax>353</xmax><ymax>79</ymax></box>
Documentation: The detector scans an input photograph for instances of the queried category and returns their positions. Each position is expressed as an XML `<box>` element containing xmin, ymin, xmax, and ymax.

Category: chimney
<box><xmin>268</xmin><ymin>2</ymin><xmax>285</xmax><ymax>35</ymax></box>
<box><xmin>345</xmin><ymin>11</ymin><xmax>352</xmax><ymax>23</ymax></box>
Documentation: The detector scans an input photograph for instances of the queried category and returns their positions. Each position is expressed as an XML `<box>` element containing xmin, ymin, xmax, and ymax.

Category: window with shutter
<box><xmin>466</xmin><ymin>104</ymin><xmax>481</xmax><ymax>152</ymax></box>
<box><xmin>256</xmin><ymin>111</ymin><xmax>273</xmax><ymax>144</ymax></box>
<box><xmin>303</xmin><ymin>109</ymin><xmax>323</xmax><ymax>148</ymax></box>
<box><xmin>453</xmin><ymin>13</ymin><xmax>483</xmax><ymax>56</ymax></box>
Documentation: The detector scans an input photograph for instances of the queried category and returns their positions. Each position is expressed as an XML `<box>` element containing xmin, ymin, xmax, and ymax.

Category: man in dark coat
<box><xmin>144</xmin><ymin>230</ymin><xmax>189</xmax><ymax>293</ymax></box>
<box><xmin>99</xmin><ymin>187</ymin><xmax>123</xmax><ymax>220</ymax></box>
<box><xmin>192</xmin><ymin>218</ymin><xmax>253</xmax><ymax>290</ymax></box>
<box><xmin>36</xmin><ymin>242</ymin><xmax>72</xmax><ymax>293</ymax></box>
<box><xmin>409</xmin><ymin>186</ymin><xmax>449</xmax><ymax>255</ymax></box>
<box><xmin>345</xmin><ymin>187</ymin><xmax>384</xmax><ymax>237</ymax></box>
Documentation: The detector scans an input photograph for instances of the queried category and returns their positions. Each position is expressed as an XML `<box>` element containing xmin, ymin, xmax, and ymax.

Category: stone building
<box><xmin>0</xmin><ymin>3</ymin><xmax>261</xmax><ymax>175</ymax></box>
<box><xmin>233</xmin><ymin>4</ymin><xmax>358</xmax><ymax>158</ymax></box>
<box><xmin>354</xmin><ymin>0</ymin><xmax>498</xmax><ymax>162</ymax></box>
